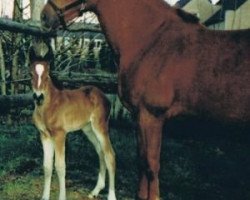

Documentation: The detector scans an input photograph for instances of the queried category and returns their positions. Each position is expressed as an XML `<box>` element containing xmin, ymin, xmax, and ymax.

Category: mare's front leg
<box><xmin>137</xmin><ymin>107</ymin><xmax>163</xmax><ymax>200</ymax></box>
<box><xmin>41</xmin><ymin>133</ymin><xmax>54</xmax><ymax>200</ymax></box>
<box><xmin>54</xmin><ymin>130</ymin><xmax>67</xmax><ymax>200</ymax></box>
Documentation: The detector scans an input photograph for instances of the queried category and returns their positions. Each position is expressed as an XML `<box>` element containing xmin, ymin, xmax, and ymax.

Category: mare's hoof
<box><xmin>135</xmin><ymin>195</ymin><xmax>147</xmax><ymax>200</ymax></box>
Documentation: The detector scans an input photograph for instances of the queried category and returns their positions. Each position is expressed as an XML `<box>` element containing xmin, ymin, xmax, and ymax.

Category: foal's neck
<box><xmin>43</xmin><ymin>78</ymin><xmax>60</xmax><ymax>103</ymax></box>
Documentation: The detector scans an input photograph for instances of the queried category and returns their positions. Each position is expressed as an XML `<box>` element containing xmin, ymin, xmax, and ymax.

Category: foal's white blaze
<box><xmin>35</xmin><ymin>64</ymin><xmax>45</xmax><ymax>88</ymax></box>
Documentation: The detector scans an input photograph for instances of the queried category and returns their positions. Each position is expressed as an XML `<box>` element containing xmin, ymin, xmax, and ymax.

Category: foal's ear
<box><xmin>44</xmin><ymin>62</ymin><xmax>51</xmax><ymax>73</ymax></box>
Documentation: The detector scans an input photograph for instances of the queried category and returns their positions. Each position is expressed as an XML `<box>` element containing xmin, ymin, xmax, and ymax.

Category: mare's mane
<box><xmin>175</xmin><ymin>8</ymin><xmax>200</xmax><ymax>24</ymax></box>
<box><xmin>149</xmin><ymin>0</ymin><xmax>200</xmax><ymax>24</ymax></box>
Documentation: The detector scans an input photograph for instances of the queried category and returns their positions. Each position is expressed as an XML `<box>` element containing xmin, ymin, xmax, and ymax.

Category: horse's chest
<box><xmin>33</xmin><ymin>110</ymin><xmax>47</xmax><ymax>134</ymax></box>
<box><xmin>118</xmin><ymin>66</ymin><xmax>146</xmax><ymax>109</ymax></box>
<box><xmin>118</xmin><ymin>64</ymin><xmax>175</xmax><ymax>111</ymax></box>
<box><xmin>33</xmin><ymin>105</ymin><xmax>60</xmax><ymax>131</ymax></box>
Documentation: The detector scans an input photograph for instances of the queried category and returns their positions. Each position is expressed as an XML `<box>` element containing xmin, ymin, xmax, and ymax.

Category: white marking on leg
<box><xmin>35</xmin><ymin>64</ymin><xmax>45</xmax><ymax>88</ymax></box>
<box><xmin>55</xmin><ymin>137</ymin><xmax>66</xmax><ymax>200</ymax></box>
<box><xmin>83</xmin><ymin>126</ymin><xmax>106</xmax><ymax>198</ymax></box>
<box><xmin>108</xmin><ymin>189</ymin><xmax>116</xmax><ymax>200</ymax></box>
<box><xmin>90</xmin><ymin>123</ymin><xmax>117</xmax><ymax>200</ymax></box>
<box><xmin>41</xmin><ymin>136</ymin><xmax>54</xmax><ymax>200</ymax></box>
<box><xmin>105</xmin><ymin>150</ymin><xmax>116</xmax><ymax>200</ymax></box>
<box><xmin>88</xmin><ymin>159</ymin><xmax>106</xmax><ymax>198</ymax></box>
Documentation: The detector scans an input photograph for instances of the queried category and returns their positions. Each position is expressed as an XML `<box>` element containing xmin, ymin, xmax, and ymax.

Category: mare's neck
<box><xmin>94</xmin><ymin>0</ymin><xmax>175</xmax><ymax>66</ymax></box>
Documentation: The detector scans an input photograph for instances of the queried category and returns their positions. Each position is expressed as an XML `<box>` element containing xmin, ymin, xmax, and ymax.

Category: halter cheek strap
<box><xmin>48</xmin><ymin>0</ymin><xmax>85</xmax><ymax>29</ymax></box>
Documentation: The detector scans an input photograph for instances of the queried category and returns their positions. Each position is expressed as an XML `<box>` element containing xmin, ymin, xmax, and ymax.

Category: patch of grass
<box><xmin>0</xmin><ymin>124</ymin><xmax>41</xmax><ymax>176</ymax></box>
<box><xmin>1</xmin><ymin>175</ymin><xmax>42</xmax><ymax>200</ymax></box>
<box><xmin>1</xmin><ymin>122</ymin><xmax>250</xmax><ymax>200</ymax></box>
<box><xmin>0</xmin><ymin>124</ymin><xmax>136</xmax><ymax>199</ymax></box>
<box><xmin>0</xmin><ymin>174</ymin><xmax>100</xmax><ymax>200</ymax></box>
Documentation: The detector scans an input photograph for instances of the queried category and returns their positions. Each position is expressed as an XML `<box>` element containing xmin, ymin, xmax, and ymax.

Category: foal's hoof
<box><xmin>88</xmin><ymin>193</ymin><xmax>97</xmax><ymax>199</ymax></box>
<box><xmin>107</xmin><ymin>192</ymin><xmax>117</xmax><ymax>200</ymax></box>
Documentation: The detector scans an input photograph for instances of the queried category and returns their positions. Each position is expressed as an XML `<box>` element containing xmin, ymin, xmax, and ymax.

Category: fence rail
<box><xmin>0</xmin><ymin>18</ymin><xmax>102</xmax><ymax>37</ymax></box>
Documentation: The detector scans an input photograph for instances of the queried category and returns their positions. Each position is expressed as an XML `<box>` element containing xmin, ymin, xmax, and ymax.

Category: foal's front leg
<box><xmin>41</xmin><ymin>133</ymin><xmax>54</xmax><ymax>200</ymax></box>
<box><xmin>54</xmin><ymin>131</ymin><xmax>66</xmax><ymax>200</ymax></box>
<box><xmin>137</xmin><ymin>108</ymin><xmax>163</xmax><ymax>200</ymax></box>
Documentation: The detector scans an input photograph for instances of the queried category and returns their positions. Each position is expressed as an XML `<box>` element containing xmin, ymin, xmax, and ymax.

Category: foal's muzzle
<box><xmin>33</xmin><ymin>93</ymin><xmax>45</xmax><ymax>106</ymax></box>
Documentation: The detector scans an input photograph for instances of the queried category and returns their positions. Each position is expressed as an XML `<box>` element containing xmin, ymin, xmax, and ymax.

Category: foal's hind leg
<box><xmin>91</xmin><ymin>116</ymin><xmax>116</xmax><ymax>200</ymax></box>
<box><xmin>82</xmin><ymin>124</ymin><xmax>106</xmax><ymax>198</ymax></box>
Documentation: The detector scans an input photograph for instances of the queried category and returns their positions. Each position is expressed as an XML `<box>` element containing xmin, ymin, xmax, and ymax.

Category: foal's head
<box><xmin>41</xmin><ymin>0</ymin><xmax>98</xmax><ymax>30</ymax></box>
<box><xmin>31</xmin><ymin>61</ymin><xmax>51</xmax><ymax>104</ymax></box>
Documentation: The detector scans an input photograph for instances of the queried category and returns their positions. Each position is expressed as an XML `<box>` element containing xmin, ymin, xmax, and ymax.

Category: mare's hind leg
<box><xmin>41</xmin><ymin>133</ymin><xmax>54</xmax><ymax>200</ymax></box>
<box><xmin>82</xmin><ymin>124</ymin><xmax>106</xmax><ymax>198</ymax></box>
<box><xmin>137</xmin><ymin>107</ymin><xmax>163</xmax><ymax>200</ymax></box>
<box><xmin>91</xmin><ymin>115</ymin><xmax>116</xmax><ymax>200</ymax></box>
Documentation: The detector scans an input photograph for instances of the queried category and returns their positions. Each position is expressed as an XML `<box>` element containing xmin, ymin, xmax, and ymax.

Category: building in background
<box><xmin>179</xmin><ymin>0</ymin><xmax>221</xmax><ymax>23</ymax></box>
<box><xmin>177</xmin><ymin>0</ymin><xmax>250</xmax><ymax>30</ymax></box>
<box><xmin>204</xmin><ymin>0</ymin><xmax>250</xmax><ymax>30</ymax></box>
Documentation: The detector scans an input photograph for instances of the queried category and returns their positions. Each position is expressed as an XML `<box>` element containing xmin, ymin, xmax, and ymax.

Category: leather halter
<box><xmin>47</xmin><ymin>0</ymin><xmax>85</xmax><ymax>29</ymax></box>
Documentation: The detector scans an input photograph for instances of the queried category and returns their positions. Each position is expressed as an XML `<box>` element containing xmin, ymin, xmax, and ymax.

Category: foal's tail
<box><xmin>82</xmin><ymin>86</ymin><xmax>111</xmax><ymax>122</ymax></box>
<box><xmin>102</xmin><ymin>94</ymin><xmax>111</xmax><ymax>122</ymax></box>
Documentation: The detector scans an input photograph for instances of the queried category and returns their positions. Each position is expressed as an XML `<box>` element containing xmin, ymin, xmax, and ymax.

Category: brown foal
<box><xmin>31</xmin><ymin>60</ymin><xmax>116</xmax><ymax>200</ymax></box>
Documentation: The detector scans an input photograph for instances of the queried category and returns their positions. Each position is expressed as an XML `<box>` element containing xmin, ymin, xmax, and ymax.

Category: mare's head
<box><xmin>41</xmin><ymin>0</ymin><xmax>97</xmax><ymax>30</ymax></box>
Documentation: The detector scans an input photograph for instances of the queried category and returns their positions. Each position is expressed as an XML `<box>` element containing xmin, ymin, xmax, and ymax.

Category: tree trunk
<box><xmin>10</xmin><ymin>0</ymin><xmax>23</xmax><ymax>94</ymax></box>
<box><xmin>30</xmin><ymin>0</ymin><xmax>45</xmax><ymax>25</ymax></box>
<box><xmin>0</xmin><ymin>35</ymin><xmax>6</xmax><ymax>95</ymax></box>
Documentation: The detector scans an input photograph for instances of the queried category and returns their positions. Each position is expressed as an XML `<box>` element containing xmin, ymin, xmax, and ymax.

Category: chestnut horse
<box><xmin>41</xmin><ymin>0</ymin><xmax>250</xmax><ymax>199</ymax></box>
<box><xmin>31</xmin><ymin>60</ymin><xmax>116</xmax><ymax>200</ymax></box>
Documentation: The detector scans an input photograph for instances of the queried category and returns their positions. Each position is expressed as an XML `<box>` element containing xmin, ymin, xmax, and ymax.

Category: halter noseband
<box><xmin>48</xmin><ymin>0</ymin><xmax>85</xmax><ymax>29</ymax></box>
